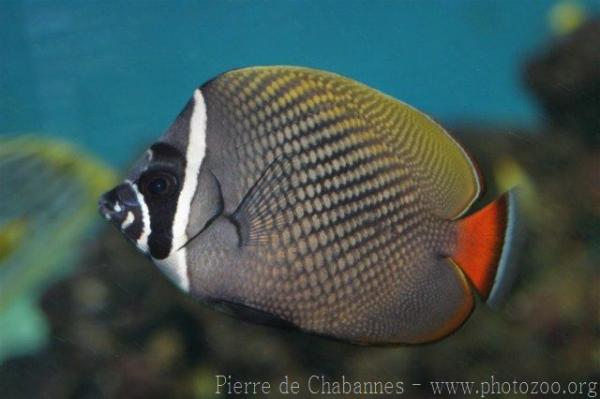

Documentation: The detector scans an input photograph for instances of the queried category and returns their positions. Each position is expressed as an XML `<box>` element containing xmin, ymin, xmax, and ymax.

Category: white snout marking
<box><xmin>127</xmin><ymin>179</ymin><xmax>151</xmax><ymax>255</ymax></box>
<box><xmin>121</xmin><ymin>211</ymin><xmax>134</xmax><ymax>230</ymax></box>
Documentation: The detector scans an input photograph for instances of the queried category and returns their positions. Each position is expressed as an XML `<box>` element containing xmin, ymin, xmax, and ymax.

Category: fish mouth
<box><xmin>98</xmin><ymin>183</ymin><xmax>139</xmax><ymax>228</ymax></box>
<box><xmin>98</xmin><ymin>190</ymin><xmax>127</xmax><ymax>227</ymax></box>
<box><xmin>99</xmin><ymin>182</ymin><xmax>146</xmax><ymax>247</ymax></box>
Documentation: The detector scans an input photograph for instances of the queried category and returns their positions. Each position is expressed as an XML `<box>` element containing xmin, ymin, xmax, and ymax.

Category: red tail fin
<box><xmin>452</xmin><ymin>191</ymin><xmax>519</xmax><ymax>307</ymax></box>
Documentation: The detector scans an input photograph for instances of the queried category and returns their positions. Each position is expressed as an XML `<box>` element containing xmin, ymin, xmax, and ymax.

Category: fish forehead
<box><xmin>125</xmin><ymin>150</ymin><xmax>152</xmax><ymax>181</ymax></box>
<box><xmin>127</xmin><ymin>98</ymin><xmax>195</xmax><ymax>182</ymax></box>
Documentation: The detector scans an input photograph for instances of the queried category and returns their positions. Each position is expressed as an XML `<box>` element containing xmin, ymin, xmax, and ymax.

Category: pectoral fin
<box><xmin>231</xmin><ymin>155</ymin><xmax>297</xmax><ymax>247</ymax></box>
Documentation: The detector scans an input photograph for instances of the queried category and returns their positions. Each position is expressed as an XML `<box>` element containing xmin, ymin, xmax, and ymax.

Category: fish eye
<box><xmin>141</xmin><ymin>170</ymin><xmax>178</xmax><ymax>198</ymax></box>
<box><xmin>148</xmin><ymin>177</ymin><xmax>168</xmax><ymax>194</ymax></box>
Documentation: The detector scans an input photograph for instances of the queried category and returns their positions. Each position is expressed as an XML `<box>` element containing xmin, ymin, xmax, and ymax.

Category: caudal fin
<box><xmin>451</xmin><ymin>190</ymin><xmax>520</xmax><ymax>309</ymax></box>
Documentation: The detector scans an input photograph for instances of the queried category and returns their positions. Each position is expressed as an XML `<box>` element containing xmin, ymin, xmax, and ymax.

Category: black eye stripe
<box><xmin>139</xmin><ymin>170</ymin><xmax>179</xmax><ymax>198</ymax></box>
<box><xmin>138</xmin><ymin>145</ymin><xmax>187</xmax><ymax>260</ymax></box>
<box><xmin>148</xmin><ymin>177</ymin><xmax>168</xmax><ymax>194</ymax></box>
<box><xmin>150</xmin><ymin>142</ymin><xmax>184</xmax><ymax>159</ymax></box>
<box><xmin>119</xmin><ymin>185</ymin><xmax>140</xmax><ymax>207</ymax></box>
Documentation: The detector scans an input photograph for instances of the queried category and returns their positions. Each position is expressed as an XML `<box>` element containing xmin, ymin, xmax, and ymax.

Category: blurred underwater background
<box><xmin>0</xmin><ymin>1</ymin><xmax>598</xmax><ymax>398</ymax></box>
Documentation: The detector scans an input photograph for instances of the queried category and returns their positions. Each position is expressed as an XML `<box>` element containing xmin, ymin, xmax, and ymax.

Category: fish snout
<box><xmin>98</xmin><ymin>188</ymin><xmax>126</xmax><ymax>224</ymax></box>
<box><xmin>98</xmin><ymin>183</ymin><xmax>138</xmax><ymax>226</ymax></box>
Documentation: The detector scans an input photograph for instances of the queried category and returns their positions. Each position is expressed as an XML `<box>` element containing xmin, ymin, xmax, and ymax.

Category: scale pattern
<box><xmin>198</xmin><ymin>67</ymin><xmax>478</xmax><ymax>343</ymax></box>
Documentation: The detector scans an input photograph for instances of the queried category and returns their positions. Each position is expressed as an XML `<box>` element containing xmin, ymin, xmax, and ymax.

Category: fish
<box><xmin>0</xmin><ymin>135</ymin><xmax>117</xmax><ymax>363</ymax></box>
<box><xmin>0</xmin><ymin>218</ymin><xmax>28</xmax><ymax>263</ymax></box>
<box><xmin>98</xmin><ymin>66</ymin><xmax>519</xmax><ymax>345</ymax></box>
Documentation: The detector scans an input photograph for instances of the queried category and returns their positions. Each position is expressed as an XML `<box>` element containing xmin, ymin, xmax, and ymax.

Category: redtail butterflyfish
<box><xmin>99</xmin><ymin>66</ymin><xmax>520</xmax><ymax>345</ymax></box>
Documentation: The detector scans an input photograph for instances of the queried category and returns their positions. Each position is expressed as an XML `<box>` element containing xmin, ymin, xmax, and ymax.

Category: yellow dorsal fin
<box><xmin>223</xmin><ymin>66</ymin><xmax>482</xmax><ymax>219</ymax></box>
<box><xmin>347</xmin><ymin>85</ymin><xmax>482</xmax><ymax>219</ymax></box>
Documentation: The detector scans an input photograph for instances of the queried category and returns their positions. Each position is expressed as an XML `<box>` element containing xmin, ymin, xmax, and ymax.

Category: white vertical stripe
<box><xmin>155</xmin><ymin>89</ymin><xmax>207</xmax><ymax>292</ymax></box>
<box><xmin>128</xmin><ymin>180</ymin><xmax>151</xmax><ymax>254</ymax></box>
<box><xmin>121</xmin><ymin>211</ymin><xmax>135</xmax><ymax>230</ymax></box>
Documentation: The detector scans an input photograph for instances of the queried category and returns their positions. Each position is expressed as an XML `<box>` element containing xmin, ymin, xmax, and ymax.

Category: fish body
<box><xmin>99</xmin><ymin>67</ymin><xmax>518</xmax><ymax>344</ymax></box>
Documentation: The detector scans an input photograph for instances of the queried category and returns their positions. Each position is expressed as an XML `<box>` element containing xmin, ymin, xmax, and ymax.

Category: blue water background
<box><xmin>2</xmin><ymin>0</ymin><xmax>599</xmax><ymax>166</ymax></box>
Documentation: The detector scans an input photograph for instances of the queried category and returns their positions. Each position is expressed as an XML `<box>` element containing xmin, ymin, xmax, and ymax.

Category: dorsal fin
<box><xmin>219</xmin><ymin>66</ymin><xmax>482</xmax><ymax>219</ymax></box>
<box><xmin>347</xmin><ymin>86</ymin><xmax>483</xmax><ymax>219</ymax></box>
<box><xmin>321</xmin><ymin>67</ymin><xmax>482</xmax><ymax>219</ymax></box>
